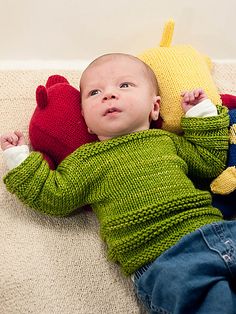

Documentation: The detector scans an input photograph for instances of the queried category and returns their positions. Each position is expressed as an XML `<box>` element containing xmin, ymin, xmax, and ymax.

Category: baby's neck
<box><xmin>97</xmin><ymin>127</ymin><xmax>150</xmax><ymax>141</ymax></box>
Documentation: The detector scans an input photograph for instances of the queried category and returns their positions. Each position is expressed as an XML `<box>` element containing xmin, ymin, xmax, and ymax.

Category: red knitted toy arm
<box><xmin>220</xmin><ymin>94</ymin><xmax>236</xmax><ymax>110</ymax></box>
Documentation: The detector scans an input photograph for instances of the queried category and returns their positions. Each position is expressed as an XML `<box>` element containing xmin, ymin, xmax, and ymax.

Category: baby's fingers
<box><xmin>9</xmin><ymin>133</ymin><xmax>19</xmax><ymax>145</ymax></box>
<box><xmin>0</xmin><ymin>133</ymin><xmax>17</xmax><ymax>150</ymax></box>
<box><xmin>193</xmin><ymin>89</ymin><xmax>204</xmax><ymax>99</ymax></box>
<box><xmin>2</xmin><ymin>133</ymin><xmax>18</xmax><ymax>145</ymax></box>
<box><xmin>181</xmin><ymin>91</ymin><xmax>192</xmax><ymax>104</ymax></box>
<box><xmin>14</xmin><ymin>130</ymin><xmax>25</xmax><ymax>145</ymax></box>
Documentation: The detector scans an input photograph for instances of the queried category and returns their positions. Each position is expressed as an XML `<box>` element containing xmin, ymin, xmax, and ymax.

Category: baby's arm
<box><xmin>2</xmin><ymin>135</ymin><xmax>93</xmax><ymax>216</ymax></box>
<box><xmin>170</xmin><ymin>89</ymin><xmax>229</xmax><ymax>179</ymax></box>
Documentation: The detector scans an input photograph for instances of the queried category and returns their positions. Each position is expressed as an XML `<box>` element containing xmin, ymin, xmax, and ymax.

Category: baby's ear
<box><xmin>87</xmin><ymin>127</ymin><xmax>95</xmax><ymax>135</ymax></box>
<box><xmin>150</xmin><ymin>96</ymin><xmax>160</xmax><ymax>121</ymax></box>
<box><xmin>36</xmin><ymin>85</ymin><xmax>48</xmax><ymax>109</ymax></box>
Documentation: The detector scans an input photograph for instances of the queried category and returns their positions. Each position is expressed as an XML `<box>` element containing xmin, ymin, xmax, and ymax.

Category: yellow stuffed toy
<box><xmin>138</xmin><ymin>19</ymin><xmax>222</xmax><ymax>133</ymax></box>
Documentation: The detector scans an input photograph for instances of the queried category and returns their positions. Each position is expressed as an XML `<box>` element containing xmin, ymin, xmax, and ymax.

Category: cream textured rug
<box><xmin>0</xmin><ymin>63</ymin><xmax>236</xmax><ymax>314</ymax></box>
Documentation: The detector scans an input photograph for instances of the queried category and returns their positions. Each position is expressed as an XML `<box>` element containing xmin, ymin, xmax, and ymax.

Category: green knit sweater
<box><xmin>4</xmin><ymin>106</ymin><xmax>229</xmax><ymax>275</ymax></box>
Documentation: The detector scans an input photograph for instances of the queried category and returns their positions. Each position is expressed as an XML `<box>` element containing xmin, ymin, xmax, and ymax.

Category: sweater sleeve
<box><xmin>3</xmin><ymin>149</ymin><xmax>94</xmax><ymax>216</ymax></box>
<box><xmin>172</xmin><ymin>105</ymin><xmax>230</xmax><ymax>179</ymax></box>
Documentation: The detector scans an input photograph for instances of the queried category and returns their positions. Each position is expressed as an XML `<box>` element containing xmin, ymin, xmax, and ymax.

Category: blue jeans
<box><xmin>134</xmin><ymin>221</ymin><xmax>236</xmax><ymax>314</ymax></box>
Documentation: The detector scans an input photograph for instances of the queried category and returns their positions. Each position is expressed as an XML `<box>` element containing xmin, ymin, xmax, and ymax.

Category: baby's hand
<box><xmin>0</xmin><ymin>131</ymin><xmax>25</xmax><ymax>151</ymax></box>
<box><xmin>181</xmin><ymin>89</ymin><xmax>208</xmax><ymax>113</ymax></box>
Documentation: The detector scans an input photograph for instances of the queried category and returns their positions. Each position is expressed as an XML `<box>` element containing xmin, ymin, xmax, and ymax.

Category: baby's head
<box><xmin>80</xmin><ymin>53</ymin><xmax>160</xmax><ymax>141</ymax></box>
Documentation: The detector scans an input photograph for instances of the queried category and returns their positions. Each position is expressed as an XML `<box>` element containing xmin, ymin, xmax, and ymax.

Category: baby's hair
<box><xmin>80</xmin><ymin>53</ymin><xmax>159</xmax><ymax>96</ymax></box>
<box><xmin>141</xmin><ymin>59</ymin><xmax>160</xmax><ymax>96</ymax></box>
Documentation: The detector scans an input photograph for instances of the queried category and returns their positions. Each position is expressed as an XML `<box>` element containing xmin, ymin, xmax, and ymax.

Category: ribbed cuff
<box><xmin>185</xmin><ymin>99</ymin><xmax>218</xmax><ymax>118</ymax></box>
<box><xmin>181</xmin><ymin>105</ymin><xmax>229</xmax><ymax>133</ymax></box>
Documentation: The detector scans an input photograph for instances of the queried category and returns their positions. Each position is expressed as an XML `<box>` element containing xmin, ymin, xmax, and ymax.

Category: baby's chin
<box><xmin>97</xmin><ymin>127</ymin><xmax>149</xmax><ymax>141</ymax></box>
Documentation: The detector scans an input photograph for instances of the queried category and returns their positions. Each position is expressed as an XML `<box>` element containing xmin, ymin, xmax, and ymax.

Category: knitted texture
<box><xmin>229</xmin><ymin>109</ymin><xmax>236</xmax><ymax>164</ymax></box>
<box><xmin>29</xmin><ymin>75</ymin><xmax>97</xmax><ymax>169</ymax></box>
<box><xmin>211</xmin><ymin>109</ymin><xmax>236</xmax><ymax>195</ymax></box>
<box><xmin>221</xmin><ymin>94</ymin><xmax>236</xmax><ymax>110</ymax></box>
<box><xmin>211</xmin><ymin>166</ymin><xmax>236</xmax><ymax>195</ymax></box>
<box><xmin>4</xmin><ymin>106</ymin><xmax>229</xmax><ymax>275</ymax></box>
<box><xmin>138</xmin><ymin>20</ymin><xmax>222</xmax><ymax>133</ymax></box>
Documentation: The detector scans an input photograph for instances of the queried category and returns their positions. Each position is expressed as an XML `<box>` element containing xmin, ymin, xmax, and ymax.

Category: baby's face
<box><xmin>80</xmin><ymin>55</ymin><xmax>160</xmax><ymax>141</ymax></box>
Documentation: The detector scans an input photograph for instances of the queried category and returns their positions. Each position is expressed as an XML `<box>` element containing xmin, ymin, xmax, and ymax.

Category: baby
<box><xmin>1</xmin><ymin>53</ymin><xmax>234</xmax><ymax>314</ymax></box>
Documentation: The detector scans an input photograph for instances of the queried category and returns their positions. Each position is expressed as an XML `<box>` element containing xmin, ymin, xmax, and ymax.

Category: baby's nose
<box><xmin>103</xmin><ymin>94</ymin><xmax>116</xmax><ymax>100</ymax></box>
<box><xmin>103</xmin><ymin>91</ymin><xmax>118</xmax><ymax>101</ymax></box>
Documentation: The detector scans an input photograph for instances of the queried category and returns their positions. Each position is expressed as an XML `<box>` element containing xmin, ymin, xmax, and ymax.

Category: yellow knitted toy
<box><xmin>138</xmin><ymin>19</ymin><xmax>222</xmax><ymax>133</ymax></box>
<box><xmin>211</xmin><ymin>166</ymin><xmax>236</xmax><ymax>194</ymax></box>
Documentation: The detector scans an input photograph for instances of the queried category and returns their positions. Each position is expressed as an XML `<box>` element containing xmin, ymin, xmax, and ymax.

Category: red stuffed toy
<box><xmin>29</xmin><ymin>75</ymin><xmax>97</xmax><ymax>169</ymax></box>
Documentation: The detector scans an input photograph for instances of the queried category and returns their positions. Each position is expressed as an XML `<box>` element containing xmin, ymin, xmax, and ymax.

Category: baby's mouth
<box><xmin>104</xmin><ymin>107</ymin><xmax>122</xmax><ymax>116</ymax></box>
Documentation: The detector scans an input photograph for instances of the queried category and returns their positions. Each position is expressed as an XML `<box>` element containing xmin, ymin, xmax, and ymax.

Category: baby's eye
<box><xmin>89</xmin><ymin>89</ymin><xmax>101</xmax><ymax>96</ymax></box>
<box><xmin>120</xmin><ymin>82</ymin><xmax>131</xmax><ymax>88</ymax></box>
